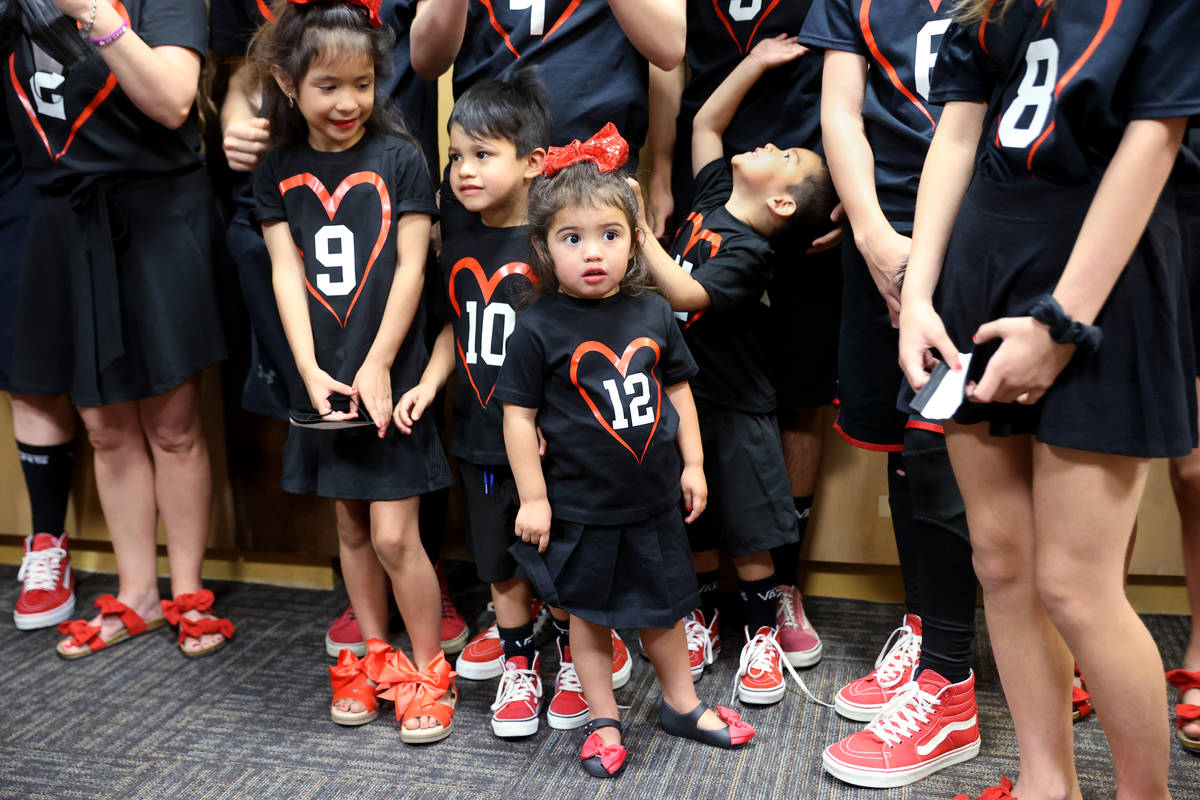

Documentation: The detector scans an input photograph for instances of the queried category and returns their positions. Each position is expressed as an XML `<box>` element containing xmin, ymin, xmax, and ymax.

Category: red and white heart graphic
<box><xmin>476</xmin><ymin>0</ymin><xmax>583</xmax><ymax>59</ymax></box>
<box><xmin>570</xmin><ymin>337</ymin><xmax>662</xmax><ymax>463</ymax></box>
<box><xmin>448</xmin><ymin>256</ymin><xmax>538</xmax><ymax>407</ymax></box>
<box><xmin>278</xmin><ymin>171</ymin><xmax>392</xmax><ymax>328</ymax></box>
<box><xmin>711</xmin><ymin>0</ymin><xmax>781</xmax><ymax>55</ymax></box>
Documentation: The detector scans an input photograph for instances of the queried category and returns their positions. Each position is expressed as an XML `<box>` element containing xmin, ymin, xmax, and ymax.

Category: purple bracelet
<box><xmin>90</xmin><ymin>21</ymin><xmax>128</xmax><ymax>48</ymax></box>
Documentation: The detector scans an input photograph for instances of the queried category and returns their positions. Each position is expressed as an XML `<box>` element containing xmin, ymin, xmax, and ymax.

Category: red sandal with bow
<box><xmin>1071</xmin><ymin>663</ymin><xmax>1092</xmax><ymax>722</ymax></box>
<box><xmin>953</xmin><ymin>776</ymin><xmax>1017</xmax><ymax>800</ymax></box>
<box><xmin>56</xmin><ymin>594</ymin><xmax>168</xmax><ymax>659</ymax></box>
<box><xmin>329</xmin><ymin>638</ymin><xmax>392</xmax><ymax>726</ymax></box>
<box><xmin>1166</xmin><ymin>669</ymin><xmax>1200</xmax><ymax>752</ymax></box>
<box><xmin>161</xmin><ymin>590</ymin><xmax>236</xmax><ymax>658</ymax></box>
<box><xmin>375</xmin><ymin>649</ymin><xmax>457</xmax><ymax>744</ymax></box>
<box><xmin>580</xmin><ymin>718</ymin><xmax>626</xmax><ymax>778</ymax></box>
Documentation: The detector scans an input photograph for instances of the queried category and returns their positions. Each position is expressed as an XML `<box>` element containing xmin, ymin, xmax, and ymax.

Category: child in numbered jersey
<box><xmin>251</xmin><ymin>0</ymin><xmax>456</xmax><ymax>742</ymax></box>
<box><xmin>637</xmin><ymin>35</ymin><xmax>836</xmax><ymax>707</ymax></box>
<box><xmin>395</xmin><ymin>70</ymin><xmax>619</xmax><ymax>738</ymax></box>
<box><xmin>497</xmin><ymin>128</ymin><xmax>755</xmax><ymax>778</ymax></box>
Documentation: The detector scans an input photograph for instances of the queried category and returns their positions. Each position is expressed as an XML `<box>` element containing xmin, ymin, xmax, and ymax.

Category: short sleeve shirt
<box><xmin>253</xmin><ymin>131</ymin><xmax>438</xmax><ymax>397</ymax></box>
<box><xmin>668</xmin><ymin>159</ymin><xmax>775</xmax><ymax>414</ymax></box>
<box><xmin>494</xmin><ymin>290</ymin><xmax>698</xmax><ymax>525</ymax></box>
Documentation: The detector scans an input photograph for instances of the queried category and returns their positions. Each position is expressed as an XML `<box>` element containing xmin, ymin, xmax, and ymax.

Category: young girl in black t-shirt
<box><xmin>250</xmin><ymin>0</ymin><xmax>455</xmax><ymax>743</ymax></box>
<box><xmin>495</xmin><ymin>130</ymin><xmax>755</xmax><ymax>778</ymax></box>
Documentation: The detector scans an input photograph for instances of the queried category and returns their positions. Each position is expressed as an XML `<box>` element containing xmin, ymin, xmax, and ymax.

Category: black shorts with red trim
<box><xmin>767</xmin><ymin>239</ymin><xmax>841</xmax><ymax>413</ymax></box>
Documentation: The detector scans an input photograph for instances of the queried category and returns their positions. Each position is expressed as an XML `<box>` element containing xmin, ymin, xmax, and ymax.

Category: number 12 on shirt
<box><xmin>603</xmin><ymin>373</ymin><xmax>654</xmax><ymax>430</ymax></box>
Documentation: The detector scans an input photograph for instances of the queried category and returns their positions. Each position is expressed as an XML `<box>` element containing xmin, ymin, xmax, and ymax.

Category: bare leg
<box><xmin>641</xmin><ymin>620</ymin><xmax>723</xmax><ymax>730</ymax></box>
<box><xmin>1168</xmin><ymin>387</ymin><xmax>1200</xmax><ymax>742</ymax></box>
<box><xmin>780</xmin><ymin>408</ymin><xmax>822</xmax><ymax>498</ymax></box>
<box><xmin>571</xmin><ymin>615</ymin><xmax>620</xmax><ymax>746</ymax></box>
<box><xmin>944</xmin><ymin>423</ymin><xmax>1081</xmax><ymax>800</ymax></box>
<box><xmin>731</xmin><ymin>550</ymin><xmax>774</xmax><ymax>582</ymax></box>
<box><xmin>1034</xmin><ymin>443</ymin><xmax>1168</xmax><ymax>800</ymax></box>
<box><xmin>491</xmin><ymin>576</ymin><xmax>533</xmax><ymax>629</ymax></box>
<box><xmin>10</xmin><ymin>393</ymin><xmax>74</xmax><ymax>445</ymax></box>
<box><xmin>331</xmin><ymin>498</ymin><xmax>387</xmax><ymax>714</ymax></box>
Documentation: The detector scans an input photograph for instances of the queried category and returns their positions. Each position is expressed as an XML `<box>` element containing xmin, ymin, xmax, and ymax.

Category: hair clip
<box><xmin>542</xmin><ymin>122</ymin><xmax>629</xmax><ymax>177</ymax></box>
<box><xmin>287</xmin><ymin>0</ymin><xmax>382</xmax><ymax>27</ymax></box>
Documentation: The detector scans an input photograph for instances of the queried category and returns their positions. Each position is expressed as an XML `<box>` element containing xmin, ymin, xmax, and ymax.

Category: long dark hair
<box><xmin>250</xmin><ymin>0</ymin><xmax>413</xmax><ymax>152</ymax></box>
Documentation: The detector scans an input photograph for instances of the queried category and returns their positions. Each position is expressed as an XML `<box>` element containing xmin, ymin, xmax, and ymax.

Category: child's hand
<box><xmin>680</xmin><ymin>465</ymin><xmax>708</xmax><ymax>524</ymax></box>
<box><xmin>536</xmin><ymin>425</ymin><xmax>548</xmax><ymax>458</ymax></box>
<box><xmin>807</xmin><ymin>203</ymin><xmax>846</xmax><ymax>255</ymax></box>
<box><xmin>515</xmin><ymin>498</ymin><xmax>552</xmax><ymax>553</ymax></box>
<box><xmin>353</xmin><ymin>359</ymin><xmax>393</xmax><ymax>438</ymax></box>
<box><xmin>223</xmin><ymin>117</ymin><xmax>270</xmax><ymax>173</ymax></box>
<box><xmin>300</xmin><ymin>367</ymin><xmax>359</xmax><ymax>420</ymax></box>
<box><xmin>748</xmin><ymin>34</ymin><xmax>808</xmax><ymax>71</ymax></box>
<box><xmin>625</xmin><ymin>177</ymin><xmax>651</xmax><ymax>231</ymax></box>
<box><xmin>393</xmin><ymin>383</ymin><xmax>436</xmax><ymax>435</ymax></box>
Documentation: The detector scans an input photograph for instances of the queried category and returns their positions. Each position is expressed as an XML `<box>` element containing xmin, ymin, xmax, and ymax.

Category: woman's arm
<box><xmin>607</xmin><ymin>0</ymin><xmax>685</xmax><ymax>70</ymax></box>
<box><xmin>504</xmin><ymin>403</ymin><xmax>552</xmax><ymax>553</ymax></box>
<box><xmin>221</xmin><ymin>57</ymin><xmax>270</xmax><ymax>173</ymax></box>
<box><xmin>897</xmin><ymin>100</ymin><xmax>987</xmax><ymax>389</ymax></box>
<box><xmin>645</xmin><ymin>63</ymin><xmax>685</xmax><ymax>238</ymax></box>
<box><xmin>667</xmin><ymin>381</ymin><xmax>706</xmax><ymax>523</ymax></box>
<box><xmin>409</xmin><ymin>0</ymin><xmax>468</xmax><ymax>81</ymax></box>
<box><xmin>54</xmin><ymin>0</ymin><xmax>200</xmax><ymax>129</ymax></box>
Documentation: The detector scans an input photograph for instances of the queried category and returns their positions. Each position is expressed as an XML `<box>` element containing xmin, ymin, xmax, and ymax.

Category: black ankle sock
<box><xmin>697</xmin><ymin>569</ymin><xmax>721</xmax><ymax>624</ymax></box>
<box><xmin>738</xmin><ymin>574</ymin><xmax>779</xmax><ymax>633</ymax></box>
<box><xmin>552</xmin><ymin>616</ymin><xmax>571</xmax><ymax>651</ymax></box>
<box><xmin>16</xmin><ymin>440</ymin><xmax>76</xmax><ymax>534</ymax></box>
<box><xmin>498</xmin><ymin>622</ymin><xmax>535</xmax><ymax>663</ymax></box>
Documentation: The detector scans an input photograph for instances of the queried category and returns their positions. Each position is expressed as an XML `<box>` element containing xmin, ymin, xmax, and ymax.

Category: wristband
<box><xmin>90</xmin><ymin>21</ymin><xmax>128</xmax><ymax>47</ymax></box>
<box><xmin>1027</xmin><ymin>294</ymin><xmax>1102</xmax><ymax>352</ymax></box>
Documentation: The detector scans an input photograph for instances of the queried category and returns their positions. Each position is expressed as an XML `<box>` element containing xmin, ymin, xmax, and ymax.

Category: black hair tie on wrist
<box><xmin>1027</xmin><ymin>294</ymin><xmax>1102</xmax><ymax>353</ymax></box>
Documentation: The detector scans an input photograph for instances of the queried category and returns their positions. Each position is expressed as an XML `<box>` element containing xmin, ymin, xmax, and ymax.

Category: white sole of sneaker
<box><xmin>547</xmin><ymin>708</ymin><xmax>590</xmax><ymax>730</ymax></box>
<box><xmin>491</xmin><ymin>716</ymin><xmax>540</xmax><ymax>737</ymax></box>
<box><xmin>455</xmin><ymin>656</ymin><xmax>504</xmax><ymax>680</ymax></box>
<box><xmin>13</xmin><ymin>595</ymin><xmax>75</xmax><ymax>631</ymax></box>
<box><xmin>822</xmin><ymin>738</ymin><xmax>981</xmax><ymax>788</ymax></box>
<box><xmin>738</xmin><ymin>683</ymin><xmax>786</xmax><ymax>705</ymax></box>
<box><xmin>440</xmin><ymin>628</ymin><xmax>469</xmax><ymax>655</ymax></box>
<box><xmin>325</xmin><ymin>635</ymin><xmax>367</xmax><ymax>659</ymax></box>
<box><xmin>833</xmin><ymin>694</ymin><xmax>885</xmax><ymax>722</ymax></box>
<box><xmin>785</xmin><ymin>640</ymin><xmax>823</xmax><ymax>668</ymax></box>
<box><xmin>611</xmin><ymin>657</ymin><xmax>632</xmax><ymax>690</ymax></box>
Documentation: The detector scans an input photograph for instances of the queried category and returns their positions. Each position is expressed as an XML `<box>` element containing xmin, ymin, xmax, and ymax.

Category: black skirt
<box><xmin>9</xmin><ymin>167</ymin><xmax>227</xmax><ymax>406</ymax></box>
<box><xmin>0</xmin><ymin>174</ymin><xmax>32</xmax><ymax>391</ymax></box>
<box><xmin>940</xmin><ymin>175</ymin><xmax>1197</xmax><ymax>458</ymax></box>
<box><xmin>510</xmin><ymin>505</ymin><xmax>700</xmax><ymax>630</ymax></box>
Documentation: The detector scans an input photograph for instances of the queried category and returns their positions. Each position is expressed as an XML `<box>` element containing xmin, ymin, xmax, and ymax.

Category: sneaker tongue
<box><xmin>561</xmin><ymin>645</ymin><xmax>572</xmax><ymax>662</ymax></box>
<box><xmin>916</xmin><ymin>669</ymin><xmax>950</xmax><ymax>693</ymax></box>
<box><xmin>31</xmin><ymin>533</ymin><xmax>59</xmax><ymax>550</ymax></box>
<box><xmin>904</xmin><ymin>613</ymin><xmax>923</xmax><ymax>636</ymax></box>
<box><xmin>752</xmin><ymin>625</ymin><xmax>775</xmax><ymax>639</ymax></box>
<box><xmin>505</xmin><ymin>655</ymin><xmax>530</xmax><ymax>671</ymax></box>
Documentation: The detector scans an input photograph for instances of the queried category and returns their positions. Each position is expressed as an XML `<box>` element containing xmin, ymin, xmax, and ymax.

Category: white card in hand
<box><xmin>908</xmin><ymin>352</ymin><xmax>973</xmax><ymax>420</ymax></box>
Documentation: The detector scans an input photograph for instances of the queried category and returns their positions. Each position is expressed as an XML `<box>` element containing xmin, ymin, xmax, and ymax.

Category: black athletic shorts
<box><xmin>458</xmin><ymin>460</ymin><xmax>522</xmax><ymax>584</ymax></box>
<box><xmin>767</xmin><ymin>240</ymin><xmax>841</xmax><ymax>415</ymax></box>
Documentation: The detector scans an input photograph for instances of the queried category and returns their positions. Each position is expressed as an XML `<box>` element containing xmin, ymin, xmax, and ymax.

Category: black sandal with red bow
<box><xmin>580</xmin><ymin>718</ymin><xmax>626</xmax><ymax>778</ymax></box>
<box><xmin>659</xmin><ymin>700</ymin><xmax>756</xmax><ymax>748</ymax></box>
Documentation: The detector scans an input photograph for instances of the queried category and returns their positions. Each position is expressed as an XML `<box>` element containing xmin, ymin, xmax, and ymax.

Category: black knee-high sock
<box><xmin>904</xmin><ymin>426</ymin><xmax>977</xmax><ymax>684</ymax></box>
<box><xmin>498</xmin><ymin>621</ymin><xmax>536</xmax><ymax>664</ymax></box>
<box><xmin>770</xmin><ymin>494</ymin><xmax>813</xmax><ymax>587</ymax></box>
<box><xmin>739</xmin><ymin>574</ymin><xmax>778</xmax><ymax>633</ymax></box>
<box><xmin>887</xmin><ymin>451</ymin><xmax>921</xmax><ymax>617</ymax></box>
<box><xmin>697</xmin><ymin>569</ymin><xmax>721</xmax><ymax>624</ymax></box>
<box><xmin>16</xmin><ymin>440</ymin><xmax>76</xmax><ymax>534</ymax></box>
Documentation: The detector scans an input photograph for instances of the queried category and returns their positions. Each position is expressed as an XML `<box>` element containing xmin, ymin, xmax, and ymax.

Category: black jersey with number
<box><xmin>209</xmin><ymin>0</ymin><xmax>272</xmax><ymax>56</ymax></box>
<box><xmin>800</xmin><ymin>0</ymin><xmax>953</xmax><ymax>229</ymax></box>
<box><xmin>0</xmin><ymin>95</ymin><xmax>21</xmax><ymax>197</ymax></box>
<box><xmin>931</xmin><ymin>0</ymin><xmax>1200</xmax><ymax>185</ymax></box>
<box><xmin>452</xmin><ymin>0</ymin><xmax>649</xmax><ymax>155</ymax></box>
<box><xmin>668</xmin><ymin>160</ymin><xmax>776</xmax><ymax>414</ymax></box>
<box><xmin>253</xmin><ymin>131</ymin><xmax>437</xmax><ymax>396</ymax></box>
<box><xmin>495</xmin><ymin>290</ymin><xmax>697</xmax><ymax>525</ymax></box>
<box><xmin>3</xmin><ymin>0</ymin><xmax>206</xmax><ymax>190</ymax></box>
<box><xmin>436</xmin><ymin>215</ymin><xmax>537</xmax><ymax>465</ymax></box>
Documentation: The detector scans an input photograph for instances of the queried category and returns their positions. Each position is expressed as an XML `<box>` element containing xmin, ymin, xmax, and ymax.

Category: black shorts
<box><xmin>688</xmin><ymin>403</ymin><xmax>798</xmax><ymax>558</ymax></box>
<box><xmin>510</xmin><ymin>504</ymin><xmax>699</xmax><ymax>630</ymax></box>
<box><xmin>940</xmin><ymin>175</ymin><xmax>1197</xmax><ymax>458</ymax></box>
<box><xmin>459</xmin><ymin>460</ymin><xmax>522</xmax><ymax>584</ymax></box>
<box><xmin>0</xmin><ymin>175</ymin><xmax>32</xmax><ymax>391</ymax></box>
<box><xmin>9</xmin><ymin>168</ymin><xmax>227</xmax><ymax>406</ymax></box>
<box><xmin>281</xmin><ymin>413</ymin><xmax>455</xmax><ymax>501</ymax></box>
<box><xmin>1178</xmin><ymin>188</ymin><xmax>1200</xmax><ymax>378</ymax></box>
<box><xmin>767</xmin><ymin>240</ymin><xmax>841</xmax><ymax>413</ymax></box>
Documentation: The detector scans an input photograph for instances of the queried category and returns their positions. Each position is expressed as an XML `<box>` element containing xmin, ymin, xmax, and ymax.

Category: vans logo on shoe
<box><xmin>916</xmin><ymin>716</ymin><xmax>977</xmax><ymax>756</ymax></box>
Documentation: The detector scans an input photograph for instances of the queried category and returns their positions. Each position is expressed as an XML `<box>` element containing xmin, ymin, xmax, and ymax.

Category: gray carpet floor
<box><xmin>0</xmin><ymin>563</ymin><xmax>1195</xmax><ymax>800</ymax></box>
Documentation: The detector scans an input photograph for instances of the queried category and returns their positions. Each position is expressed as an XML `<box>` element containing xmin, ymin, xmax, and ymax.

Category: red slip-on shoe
<box><xmin>15</xmin><ymin>532</ymin><xmax>75</xmax><ymax>630</ymax></box>
<box><xmin>326</xmin><ymin>606</ymin><xmax>366</xmax><ymax>658</ymax></box>
<box><xmin>437</xmin><ymin>561</ymin><xmax>468</xmax><ymax>654</ymax></box>
<box><xmin>776</xmin><ymin>584</ymin><xmax>822</xmax><ymax>668</ymax></box>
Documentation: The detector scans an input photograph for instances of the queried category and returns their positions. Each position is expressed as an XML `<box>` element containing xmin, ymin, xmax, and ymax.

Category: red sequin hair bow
<box><xmin>288</xmin><ymin>0</ymin><xmax>382</xmax><ymax>27</ymax></box>
<box><xmin>542</xmin><ymin>122</ymin><xmax>629</xmax><ymax>177</ymax></box>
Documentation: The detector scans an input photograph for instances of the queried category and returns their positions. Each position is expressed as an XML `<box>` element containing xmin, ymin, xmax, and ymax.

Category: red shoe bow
<box><xmin>953</xmin><ymin>777</ymin><xmax>1016</xmax><ymax>800</ymax></box>
<box><xmin>161</xmin><ymin>590</ymin><xmax>235</xmax><ymax>644</ymax></box>
<box><xmin>714</xmin><ymin>705</ymin><xmax>756</xmax><ymax>745</ymax></box>
<box><xmin>580</xmin><ymin>732</ymin><xmax>627</xmax><ymax>775</ymax></box>
<box><xmin>161</xmin><ymin>589</ymin><xmax>215</xmax><ymax>624</ymax></box>
<box><xmin>374</xmin><ymin>650</ymin><xmax>456</xmax><ymax>720</ymax></box>
<box><xmin>57</xmin><ymin>618</ymin><xmax>102</xmax><ymax>648</ymax></box>
<box><xmin>1167</xmin><ymin>669</ymin><xmax>1200</xmax><ymax>729</ymax></box>
<box><xmin>287</xmin><ymin>0</ymin><xmax>381</xmax><ymax>27</ymax></box>
<box><xmin>542</xmin><ymin>122</ymin><xmax>629</xmax><ymax>177</ymax></box>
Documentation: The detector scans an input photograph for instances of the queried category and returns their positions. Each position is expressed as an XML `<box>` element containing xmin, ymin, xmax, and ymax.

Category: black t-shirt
<box><xmin>668</xmin><ymin>160</ymin><xmax>775</xmax><ymax>414</ymax></box>
<box><xmin>452</xmin><ymin>0</ymin><xmax>649</xmax><ymax>158</ymax></box>
<box><xmin>931</xmin><ymin>0</ymin><xmax>1200</xmax><ymax>185</ymax></box>
<box><xmin>799</xmin><ymin>0</ymin><xmax>953</xmax><ymax>230</ymax></box>
<box><xmin>435</xmin><ymin>215</ymin><xmax>537</xmax><ymax>465</ymax></box>
<box><xmin>0</xmin><ymin>94</ymin><xmax>22</xmax><ymax>196</ymax></box>
<box><xmin>208</xmin><ymin>0</ymin><xmax>272</xmax><ymax>56</ymax></box>
<box><xmin>495</xmin><ymin>290</ymin><xmax>698</xmax><ymax>526</ymax></box>
<box><xmin>4</xmin><ymin>0</ymin><xmax>207</xmax><ymax>190</ymax></box>
<box><xmin>253</xmin><ymin>131</ymin><xmax>438</xmax><ymax>397</ymax></box>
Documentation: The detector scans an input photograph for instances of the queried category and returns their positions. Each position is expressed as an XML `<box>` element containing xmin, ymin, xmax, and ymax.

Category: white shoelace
<box><xmin>776</xmin><ymin>587</ymin><xmax>812</xmax><ymax>631</ymax></box>
<box><xmin>866</xmin><ymin>680</ymin><xmax>941</xmax><ymax>745</ymax></box>
<box><xmin>873</xmin><ymin>625</ymin><xmax>922</xmax><ymax>688</ymax></box>
<box><xmin>555</xmin><ymin>661</ymin><xmax>583</xmax><ymax>695</ymax></box>
<box><xmin>17</xmin><ymin>547</ymin><xmax>66</xmax><ymax>592</ymax></box>
<box><xmin>491</xmin><ymin>664</ymin><xmax>543</xmax><ymax>712</ymax></box>
<box><xmin>732</xmin><ymin>629</ymin><xmax>832</xmax><ymax>707</ymax></box>
<box><xmin>685</xmin><ymin>617</ymin><xmax>714</xmax><ymax>665</ymax></box>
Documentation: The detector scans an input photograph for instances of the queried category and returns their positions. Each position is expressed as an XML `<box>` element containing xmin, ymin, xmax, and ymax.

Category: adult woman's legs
<box><xmin>1033</xmin><ymin>443</ymin><xmax>1168</xmax><ymax>800</ymax></box>
<box><xmin>944</xmin><ymin>423</ymin><xmax>1080</xmax><ymax>800</ymax></box>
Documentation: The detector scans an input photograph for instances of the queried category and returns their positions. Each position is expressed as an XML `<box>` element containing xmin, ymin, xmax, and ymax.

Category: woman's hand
<box><xmin>515</xmin><ymin>498</ymin><xmax>551</xmax><ymax>553</ymax></box>
<box><xmin>967</xmin><ymin>317</ymin><xmax>1074</xmax><ymax>405</ymax></box>
<box><xmin>898</xmin><ymin>299</ymin><xmax>961</xmax><ymax>391</ymax></box>
<box><xmin>680</xmin><ymin>465</ymin><xmax>707</xmax><ymax>523</ymax></box>
<box><xmin>392</xmin><ymin>382</ymin><xmax>436</xmax><ymax>435</ymax></box>
<box><xmin>353</xmin><ymin>359</ymin><xmax>393</xmax><ymax>437</ymax></box>
<box><xmin>300</xmin><ymin>367</ymin><xmax>359</xmax><ymax>420</ymax></box>
<box><xmin>223</xmin><ymin>117</ymin><xmax>270</xmax><ymax>173</ymax></box>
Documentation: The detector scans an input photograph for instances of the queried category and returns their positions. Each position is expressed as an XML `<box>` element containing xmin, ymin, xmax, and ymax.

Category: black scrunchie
<box><xmin>1027</xmin><ymin>294</ymin><xmax>1102</xmax><ymax>353</ymax></box>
